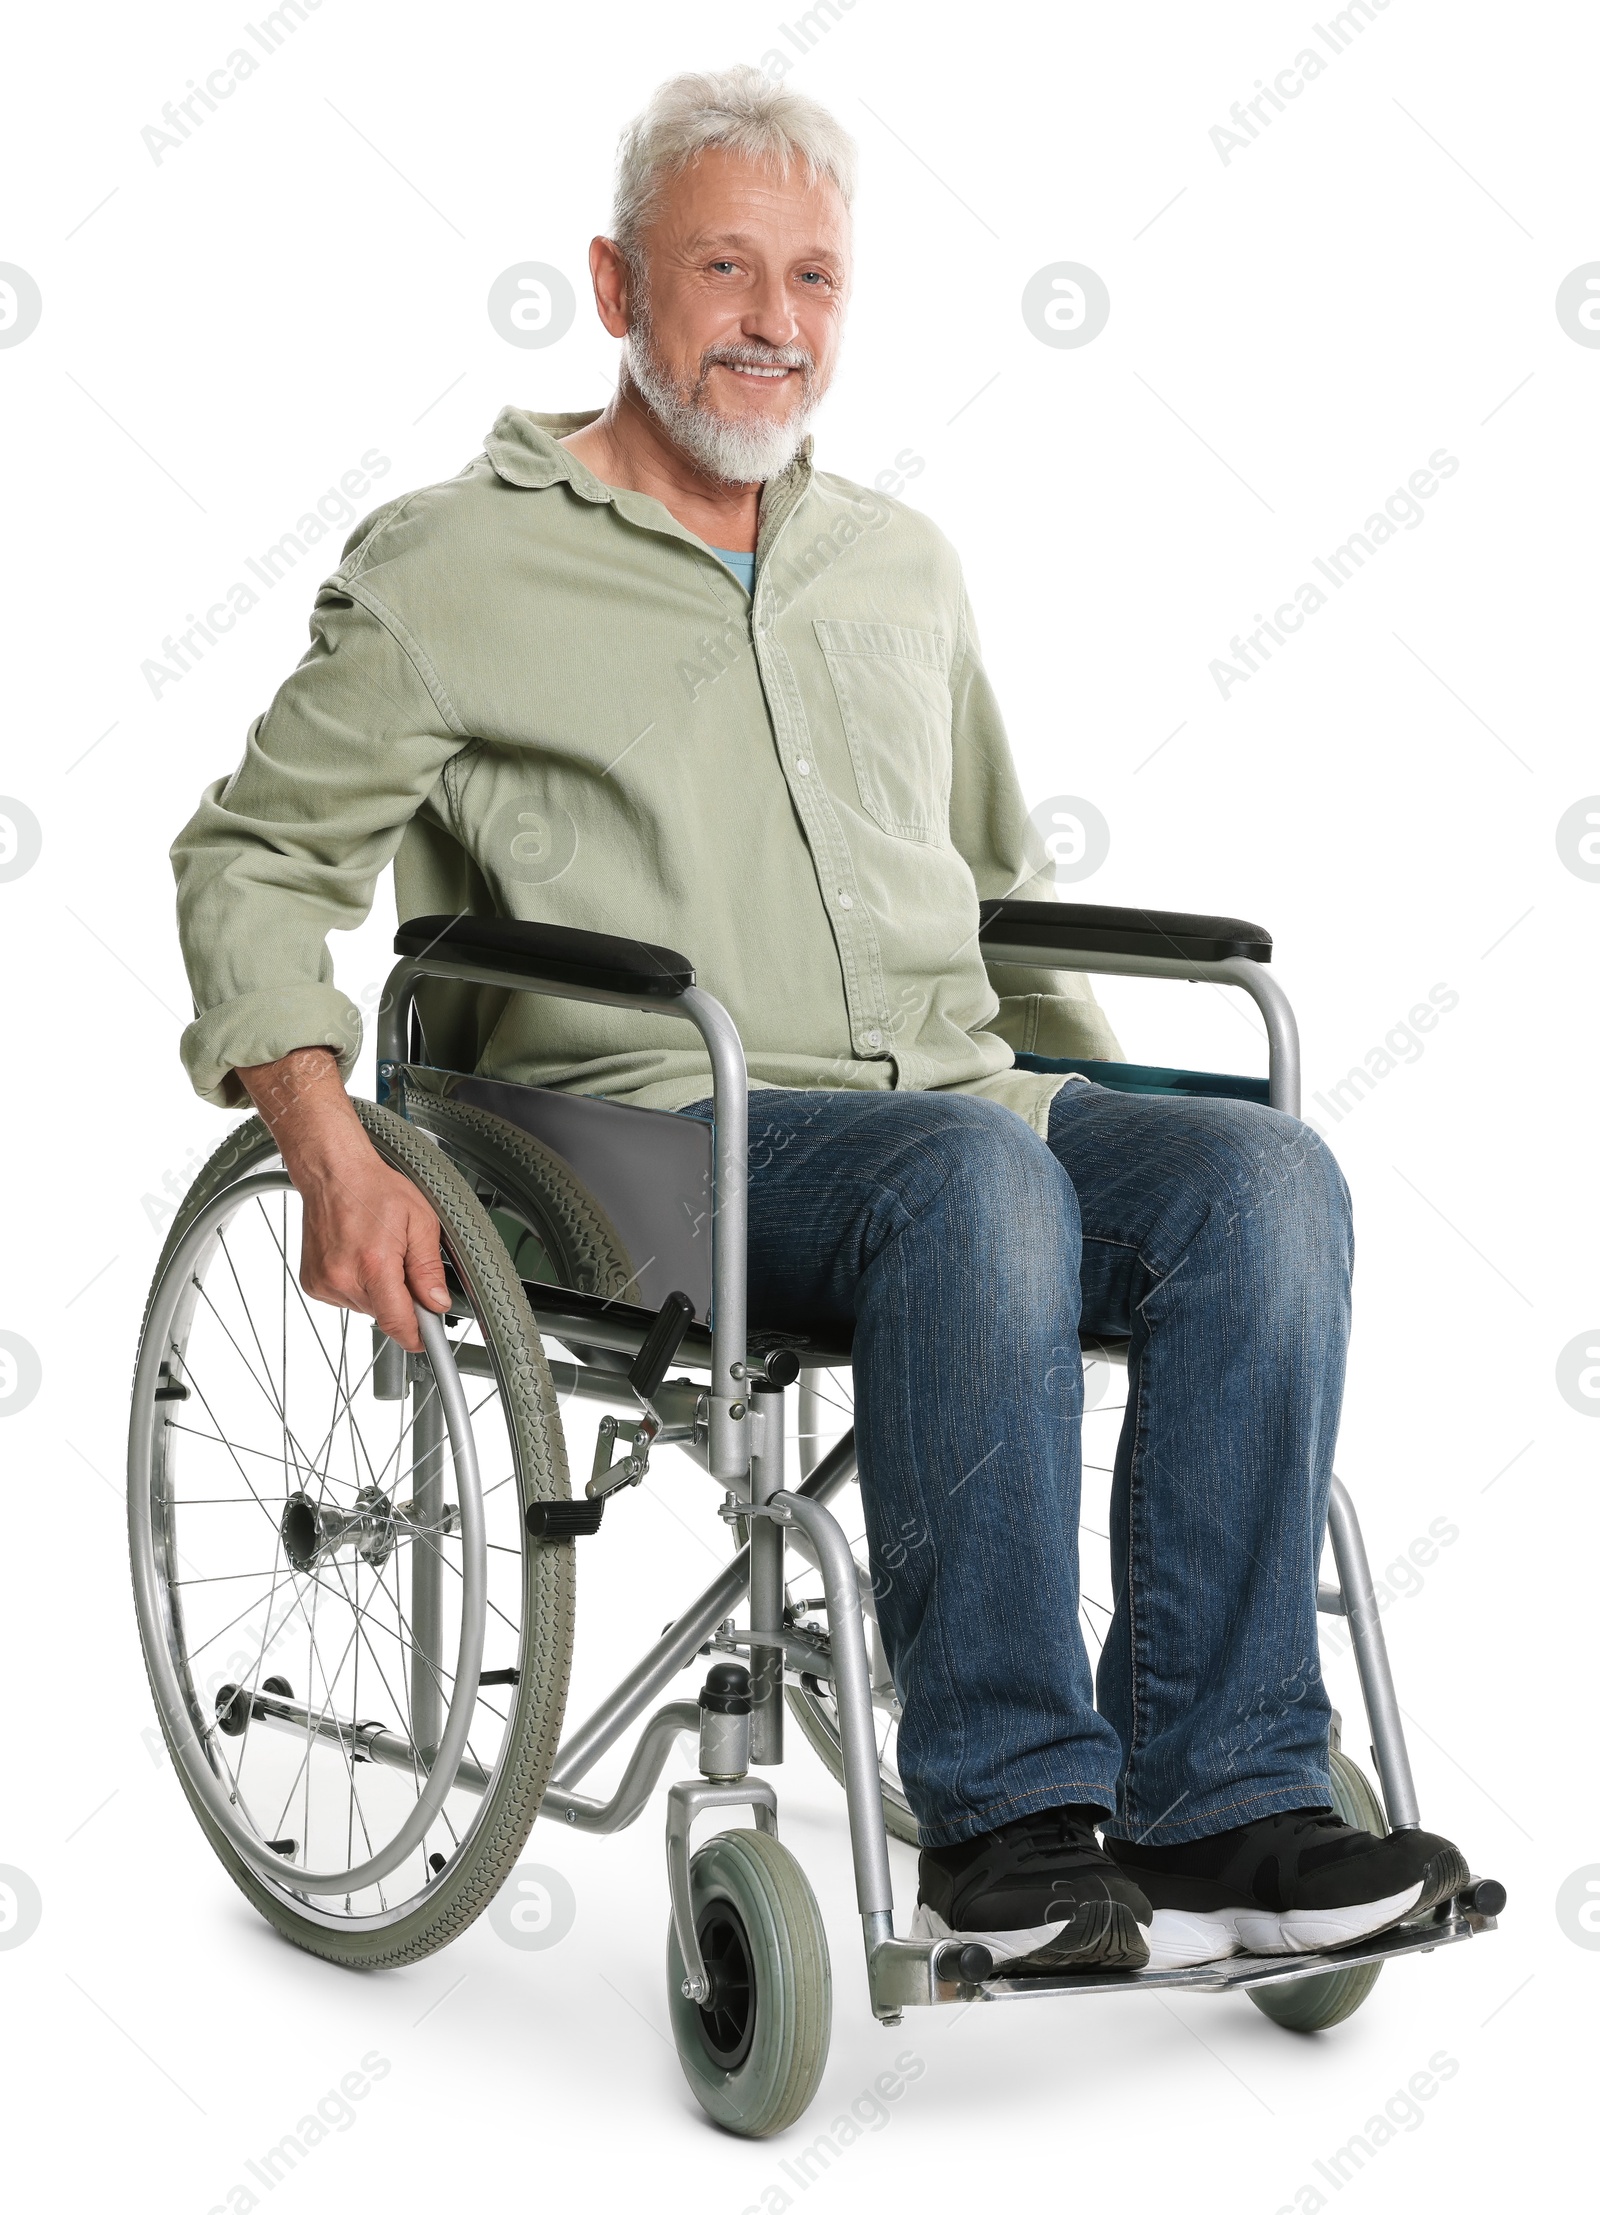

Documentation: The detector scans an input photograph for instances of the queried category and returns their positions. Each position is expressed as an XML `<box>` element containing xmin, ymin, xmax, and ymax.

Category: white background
<box><xmin>0</xmin><ymin>0</ymin><xmax>1593</xmax><ymax>2207</ymax></box>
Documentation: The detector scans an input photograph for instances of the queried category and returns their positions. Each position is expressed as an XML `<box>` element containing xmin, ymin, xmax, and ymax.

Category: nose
<box><xmin>740</xmin><ymin>274</ymin><xmax>801</xmax><ymax>350</ymax></box>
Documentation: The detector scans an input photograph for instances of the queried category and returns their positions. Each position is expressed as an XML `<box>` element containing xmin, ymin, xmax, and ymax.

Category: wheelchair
<box><xmin>128</xmin><ymin>898</ymin><xmax>1503</xmax><ymax>2136</ymax></box>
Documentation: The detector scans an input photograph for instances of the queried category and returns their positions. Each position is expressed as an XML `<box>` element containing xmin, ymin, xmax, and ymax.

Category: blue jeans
<box><xmin>679</xmin><ymin>1082</ymin><xmax>1353</xmax><ymax>1850</ymax></box>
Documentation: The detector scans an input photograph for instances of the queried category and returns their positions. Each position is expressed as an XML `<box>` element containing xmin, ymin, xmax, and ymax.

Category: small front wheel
<box><xmin>1247</xmin><ymin>1749</ymin><xmax>1388</xmax><ymax>2032</ymax></box>
<box><xmin>667</xmin><ymin>1829</ymin><xmax>831</xmax><ymax>2136</ymax></box>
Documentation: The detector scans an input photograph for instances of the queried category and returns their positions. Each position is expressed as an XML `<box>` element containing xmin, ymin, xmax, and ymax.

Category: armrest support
<box><xmin>978</xmin><ymin>900</ymin><xmax>1272</xmax><ymax>965</ymax></box>
<box><xmin>977</xmin><ymin>900</ymin><xmax>1299</xmax><ymax>1117</ymax></box>
<box><xmin>393</xmin><ymin>913</ymin><xmax>695</xmax><ymax>1001</ymax></box>
<box><xmin>378</xmin><ymin>913</ymin><xmax>753</xmax><ymax>1487</ymax></box>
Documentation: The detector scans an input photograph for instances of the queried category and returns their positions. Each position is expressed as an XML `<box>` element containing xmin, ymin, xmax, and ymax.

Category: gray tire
<box><xmin>399</xmin><ymin>1088</ymin><xmax>636</xmax><ymax>1303</ymax></box>
<box><xmin>131</xmin><ymin>1100</ymin><xmax>576</xmax><ymax>1968</ymax></box>
<box><xmin>1247</xmin><ymin>1750</ymin><xmax>1387</xmax><ymax>2032</ymax></box>
<box><xmin>667</xmin><ymin>1829</ymin><xmax>831</xmax><ymax>2137</ymax></box>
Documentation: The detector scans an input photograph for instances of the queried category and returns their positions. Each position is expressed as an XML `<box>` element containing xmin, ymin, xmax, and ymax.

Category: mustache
<box><xmin>698</xmin><ymin>341</ymin><xmax>815</xmax><ymax>376</ymax></box>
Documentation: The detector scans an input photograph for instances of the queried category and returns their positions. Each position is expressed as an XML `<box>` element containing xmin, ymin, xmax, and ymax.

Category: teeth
<box><xmin>727</xmin><ymin>364</ymin><xmax>788</xmax><ymax>378</ymax></box>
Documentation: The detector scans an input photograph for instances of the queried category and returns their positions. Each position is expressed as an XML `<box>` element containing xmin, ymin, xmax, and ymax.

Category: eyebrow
<box><xmin>683</xmin><ymin>229</ymin><xmax>846</xmax><ymax>263</ymax></box>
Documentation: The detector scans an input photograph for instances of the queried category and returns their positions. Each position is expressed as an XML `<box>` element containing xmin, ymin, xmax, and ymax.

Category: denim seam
<box><xmin>1121</xmin><ymin>1339</ymin><xmax>1150</xmax><ymax>1829</ymax></box>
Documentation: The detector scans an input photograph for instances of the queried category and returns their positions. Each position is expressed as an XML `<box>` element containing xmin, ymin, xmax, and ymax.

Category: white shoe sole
<box><xmin>912</xmin><ymin>1902</ymin><xmax>1066</xmax><ymax>1968</ymax></box>
<box><xmin>911</xmin><ymin>1900</ymin><xmax>1149</xmax><ymax>1972</ymax></box>
<box><xmin>1144</xmin><ymin>1881</ymin><xmax>1425</xmax><ymax>1970</ymax></box>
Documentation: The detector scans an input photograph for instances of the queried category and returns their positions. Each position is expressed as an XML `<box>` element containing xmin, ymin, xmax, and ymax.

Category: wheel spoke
<box><xmin>136</xmin><ymin>1137</ymin><xmax>547</xmax><ymax>1927</ymax></box>
<box><xmin>254</xmin><ymin>1202</ymin><xmax>395</xmax><ymax>1500</ymax></box>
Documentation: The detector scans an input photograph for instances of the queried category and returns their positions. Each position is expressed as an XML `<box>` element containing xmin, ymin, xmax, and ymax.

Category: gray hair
<box><xmin>612</xmin><ymin>66</ymin><xmax>857</xmax><ymax>269</ymax></box>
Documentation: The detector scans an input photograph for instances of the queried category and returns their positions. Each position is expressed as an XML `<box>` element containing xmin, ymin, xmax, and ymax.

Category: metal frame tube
<box><xmin>797</xmin><ymin>1374</ymin><xmax>826</xmax><ymax>1480</ymax></box>
<box><xmin>768</xmin><ymin>1490</ymin><xmax>894</xmax><ymax>1931</ymax></box>
<box><xmin>549</xmin><ymin>1432</ymin><xmax>857</xmax><ymax>1791</ymax></box>
<box><xmin>667</xmin><ymin>1777</ymin><xmax>781</xmax><ymax>2002</ymax></box>
<box><xmin>976</xmin><ymin>941</ymin><xmax>1301</xmax><ymax>1116</ymax></box>
<box><xmin>541</xmin><ymin>1702</ymin><xmax>700</xmax><ymax>1832</ymax></box>
<box><xmin>1326</xmin><ymin>1475</ymin><xmax>1421</xmax><ymax>1829</ymax></box>
<box><xmin>410</xmin><ymin>1379</ymin><xmax>445</xmax><ymax>1759</ymax></box>
<box><xmin>678</xmin><ymin>984</ymin><xmax>749</xmax><ymax>1482</ymax></box>
<box><xmin>747</xmin><ymin>1383</ymin><xmax>786</xmax><ymax>1763</ymax></box>
<box><xmin>221</xmin><ymin>1684</ymin><xmax>493</xmax><ymax>1797</ymax></box>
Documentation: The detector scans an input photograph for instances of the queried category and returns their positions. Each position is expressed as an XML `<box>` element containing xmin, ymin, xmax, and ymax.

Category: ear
<box><xmin>589</xmin><ymin>235</ymin><xmax>632</xmax><ymax>338</ymax></box>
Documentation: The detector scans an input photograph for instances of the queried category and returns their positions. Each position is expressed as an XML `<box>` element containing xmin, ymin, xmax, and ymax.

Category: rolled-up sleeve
<box><xmin>171</xmin><ymin>582</ymin><xmax>465</xmax><ymax>1105</ymax></box>
<box><xmin>946</xmin><ymin>589</ymin><xmax>1123</xmax><ymax>1063</ymax></box>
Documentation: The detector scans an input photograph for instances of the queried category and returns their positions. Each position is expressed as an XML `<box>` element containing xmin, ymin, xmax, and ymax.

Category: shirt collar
<box><xmin>483</xmin><ymin>407</ymin><xmax>611</xmax><ymax>498</ymax></box>
<box><xmin>482</xmin><ymin>405</ymin><xmax>814</xmax><ymax>523</ymax></box>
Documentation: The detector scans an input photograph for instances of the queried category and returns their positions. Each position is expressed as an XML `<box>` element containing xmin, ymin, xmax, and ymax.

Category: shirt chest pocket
<box><xmin>813</xmin><ymin>618</ymin><xmax>953</xmax><ymax>846</ymax></box>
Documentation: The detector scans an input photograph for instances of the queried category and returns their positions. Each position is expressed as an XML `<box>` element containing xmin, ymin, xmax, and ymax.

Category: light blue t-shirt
<box><xmin>709</xmin><ymin>545</ymin><xmax>756</xmax><ymax>594</ymax></box>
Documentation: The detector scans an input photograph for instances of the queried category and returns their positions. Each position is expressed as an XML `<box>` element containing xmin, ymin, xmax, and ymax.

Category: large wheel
<box><xmin>129</xmin><ymin>1100</ymin><xmax>576</xmax><ymax>1967</ymax></box>
<box><xmin>399</xmin><ymin>1086</ymin><xmax>637</xmax><ymax>1305</ymax></box>
<box><xmin>1247</xmin><ymin>1749</ymin><xmax>1388</xmax><ymax>2032</ymax></box>
<box><xmin>667</xmin><ymin>1829</ymin><xmax>831</xmax><ymax>2137</ymax></box>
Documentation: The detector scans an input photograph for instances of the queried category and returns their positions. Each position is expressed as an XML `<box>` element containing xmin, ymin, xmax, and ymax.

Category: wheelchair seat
<box><xmin>398</xmin><ymin>1060</ymin><xmax>1135</xmax><ymax>1373</ymax></box>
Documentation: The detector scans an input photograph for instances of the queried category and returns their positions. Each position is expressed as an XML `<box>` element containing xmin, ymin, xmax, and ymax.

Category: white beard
<box><xmin>626</xmin><ymin>316</ymin><xmax>818</xmax><ymax>485</ymax></box>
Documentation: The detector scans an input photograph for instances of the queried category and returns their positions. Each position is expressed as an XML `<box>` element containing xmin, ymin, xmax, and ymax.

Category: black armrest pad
<box><xmin>395</xmin><ymin>913</ymin><xmax>695</xmax><ymax>999</ymax></box>
<box><xmin>978</xmin><ymin>900</ymin><xmax>1272</xmax><ymax>965</ymax></box>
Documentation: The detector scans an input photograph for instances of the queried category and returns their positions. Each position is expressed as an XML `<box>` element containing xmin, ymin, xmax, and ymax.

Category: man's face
<box><xmin>620</xmin><ymin>146</ymin><xmax>851</xmax><ymax>484</ymax></box>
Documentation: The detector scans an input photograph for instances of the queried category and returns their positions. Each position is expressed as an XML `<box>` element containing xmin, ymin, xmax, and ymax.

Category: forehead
<box><xmin>645</xmin><ymin>145</ymin><xmax>851</xmax><ymax>256</ymax></box>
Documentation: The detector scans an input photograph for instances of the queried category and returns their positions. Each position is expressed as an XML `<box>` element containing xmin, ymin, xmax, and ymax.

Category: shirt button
<box><xmin>795</xmin><ymin>757</ymin><xmax>811</xmax><ymax>776</ymax></box>
<box><xmin>837</xmin><ymin>891</ymin><xmax>853</xmax><ymax>909</ymax></box>
<box><xmin>866</xmin><ymin>1029</ymin><xmax>883</xmax><ymax>1048</ymax></box>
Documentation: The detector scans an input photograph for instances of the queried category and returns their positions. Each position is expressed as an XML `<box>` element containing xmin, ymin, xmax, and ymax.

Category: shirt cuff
<box><xmin>180</xmin><ymin>986</ymin><xmax>364</xmax><ymax>1108</ymax></box>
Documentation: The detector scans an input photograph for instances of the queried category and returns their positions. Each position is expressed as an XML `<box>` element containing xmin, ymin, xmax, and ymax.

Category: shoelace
<box><xmin>1004</xmin><ymin>1810</ymin><xmax>1103</xmax><ymax>1865</ymax></box>
<box><xmin>1279</xmin><ymin>1811</ymin><xmax>1355</xmax><ymax>1840</ymax></box>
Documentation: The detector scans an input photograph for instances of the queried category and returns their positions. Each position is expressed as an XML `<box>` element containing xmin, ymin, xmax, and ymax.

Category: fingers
<box><xmin>294</xmin><ymin>1160</ymin><xmax>444</xmax><ymax>1357</ymax></box>
<box><xmin>302</xmin><ymin>1235</ymin><xmax>423</xmax><ymax>1353</ymax></box>
<box><xmin>403</xmin><ymin>1199</ymin><xmax>452</xmax><ymax>1324</ymax></box>
<box><xmin>357</xmin><ymin>1191</ymin><xmax>441</xmax><ymax>1354</ymax></box>
<box><xmin>366</xmin><ymin>1243</ymin><xmax>427</xmax><ymax>1355</ymax></box>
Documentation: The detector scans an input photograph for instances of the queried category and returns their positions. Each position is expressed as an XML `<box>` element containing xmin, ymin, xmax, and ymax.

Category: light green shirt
<box><xmin>172</xmin><ymin>407</ymin><xmax>1120</xmax><ymax>1131</ymax></box>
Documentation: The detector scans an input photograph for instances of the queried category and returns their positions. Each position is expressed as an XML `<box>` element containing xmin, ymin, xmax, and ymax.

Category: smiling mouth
<box><xmin>719</xmin><ymin>362</ymin><xmax>793</xmax><ymax>380</ymax></box>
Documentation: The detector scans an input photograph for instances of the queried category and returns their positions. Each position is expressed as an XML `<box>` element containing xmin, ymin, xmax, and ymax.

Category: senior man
<box><xmin>172</xmin><ymin>66</ymin><xmax>1463</xmax><ymax>1975</ymax></box>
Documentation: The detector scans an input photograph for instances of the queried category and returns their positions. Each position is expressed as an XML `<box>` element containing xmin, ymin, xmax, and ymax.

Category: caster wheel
<box><xmin>1248</xmin><ymin>1749</ymin><xmax>1388</xmax><ymax>2032</ymax></box>
<box><xmin>667</xmin><ymin>1829</ymin><xmax>831</xmax><ymax>2136</ymax></box>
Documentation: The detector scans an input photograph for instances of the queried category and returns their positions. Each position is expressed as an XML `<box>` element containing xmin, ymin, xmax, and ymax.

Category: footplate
<box><xmin>870</xmin><ymin>1887</ymin><xmax>1501</xmax><ymax>2012</ymax></box>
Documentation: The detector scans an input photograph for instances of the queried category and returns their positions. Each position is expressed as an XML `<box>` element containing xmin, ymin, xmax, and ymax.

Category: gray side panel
<box><xmin>443</xmin><ymin>1074</ymin><xmax>714</xmax><ymax>1322</ymax></box>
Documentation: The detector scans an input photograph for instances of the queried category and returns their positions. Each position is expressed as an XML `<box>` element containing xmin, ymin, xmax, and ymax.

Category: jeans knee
<box><xmin>877</xmin><ymin>1096</ymin><xmax>1080</xmax><ymax>1269</ymax></box>
<box><xmin>1190</xmin><ymin>1104</ymin><xmax>1352</xmax><ymax>1278</ymax></box>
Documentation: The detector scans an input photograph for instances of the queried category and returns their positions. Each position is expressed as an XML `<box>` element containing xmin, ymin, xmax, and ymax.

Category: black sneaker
<box><xmin>912</xmin><ymin>1805</ymin><xmax>1152</xmax><ymax>1973</ymax></box>
<box><xmin>1106</xmin><ymin>1809</ymin><xmax>1470</xmax><ymax>1969</ymax></box>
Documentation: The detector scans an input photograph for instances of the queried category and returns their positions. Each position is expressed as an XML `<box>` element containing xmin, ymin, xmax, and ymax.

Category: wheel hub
<box><xmin>694</xmin><ymin>1900</ymin><xmax>757</xmax><ymax>2069</ymax></box>
<box><xmin>280</xmin><ymin>1484</ymin><xmax>455</xmax><ymax>1572</ymax></box>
